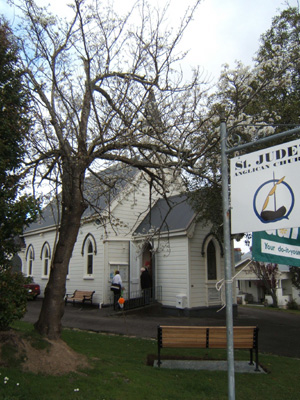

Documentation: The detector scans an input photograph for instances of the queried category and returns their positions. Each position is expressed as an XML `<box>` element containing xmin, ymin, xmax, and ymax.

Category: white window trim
<box><xmin>84</xmin><ymin>239</ymin><xmax>94</xmax><ymax>279</ymax></box>
<box><xmin>42</xmin><ymin>248</ymin><xmax>50</xmax><ymax>279</ymax></box>
<box><xmin>28</xmin><ymin>249</ymin><xmax>34</xmax><ymax>276</ymax></box>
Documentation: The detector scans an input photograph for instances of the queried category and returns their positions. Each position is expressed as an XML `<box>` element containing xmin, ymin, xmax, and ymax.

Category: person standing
<box><xmin>111</xmin><ymin>270</ymin><xmax>123</xmax><ymax>310</ymax></box>
<box><xmin>140</xmin><ymin>267</ymin><xmax>151</xmax><ymax>290</ymax></box>
<box><xmin>140</xmin><ymin>266</ymin><xmax>151</xmax><ymax>304</ymax></box>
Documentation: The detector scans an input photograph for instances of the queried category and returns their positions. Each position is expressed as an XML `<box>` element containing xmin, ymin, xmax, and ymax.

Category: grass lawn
<box><xmin>1</xmin><ymin>321</ymin><xmax>299</xmax><ymax>400</ymax></box>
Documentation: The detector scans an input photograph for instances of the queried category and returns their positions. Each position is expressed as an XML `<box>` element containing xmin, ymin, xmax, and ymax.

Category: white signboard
<box><xmin>230</xmin><ymin>138</ymin><xmax>300</xmax><ymax>234</ymax></box>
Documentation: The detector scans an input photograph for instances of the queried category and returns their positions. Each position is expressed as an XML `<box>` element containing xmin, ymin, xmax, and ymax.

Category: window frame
<box><xmin>86</xmin><ymin>239</ymin><xmax>94</xmax><ymax>276</ymax></box>
<box><xmin>204</xmin><ymin>236</ymin><xmax>222</xmax><ymax>305</ymax></box>
<box><xmin>82</xmin><ymin>233</ymin><xmax>97</xmax><ymax>279</ymax></box>
<box><xmin>25</xmin><ymin>245</ymin><xmax>35</xmax><ymax>277</ymax></box>
<box><xmin>207</xmin><ymin>240</ymin><xmax>217</xmax><ymax>281</ymax></box>
<box><xmin>41</xmin><ymin>242</ymin><xmax>51</xmax><ymax>278</ymax></box>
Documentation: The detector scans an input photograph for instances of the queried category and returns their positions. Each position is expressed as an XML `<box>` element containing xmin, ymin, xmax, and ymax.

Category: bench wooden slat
<box><xmin>209</xmin><ymin>327</ymin><xmax>227</xmax><ymax>348</ymax></box>
<box><xmin>163</xmin><ymin>343</ymin><xmax>206</xmax><ymax>348</ymax></box>
<box><xmin>163</xmin><ymin>338</ymin><xmax>207</xmax><ymax>344</ymax></box>
<box><xmin>162</xmin><ymin>329</ymin><xmax>206</xmax><ymax>337</ymax></box>
<box><xmin>161</xmin><ymin>326</ymin><xmax>207</xmax><ymax>348</ymax></box>
<box><xmin>209</xmin><ymin>327</ymin><xmax>255</xmax><ymax>348</ymax></box>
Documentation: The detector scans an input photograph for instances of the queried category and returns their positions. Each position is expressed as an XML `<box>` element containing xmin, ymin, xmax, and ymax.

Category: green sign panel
<box><xmin>252</xmin><ymin>228</ymin><xmax>300</xmax><ymax>267</ymax></box>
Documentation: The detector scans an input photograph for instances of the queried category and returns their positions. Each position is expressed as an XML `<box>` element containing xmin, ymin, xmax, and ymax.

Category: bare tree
<box><xmin>9</xmin><ymin>0</ymin><xmax>218</xmax><ymax>339</ymax></box>
<box><xmin>251</xmin><ymin>262</ymin><xmax>279</xmax><ymax>307</ymax></box>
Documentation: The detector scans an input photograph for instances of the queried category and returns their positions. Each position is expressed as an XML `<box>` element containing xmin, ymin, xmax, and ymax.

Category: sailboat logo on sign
<box><xmin>253</xmin><ymin>174</ymin><xmax>295</xmax><ymax>224</ymax></box>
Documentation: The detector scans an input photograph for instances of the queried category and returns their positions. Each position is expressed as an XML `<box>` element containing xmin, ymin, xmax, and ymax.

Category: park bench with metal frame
<box><xmin>65</xmin><ymin>290</ymin><xmax>95</xmax><ymax>306</ymax></box>
<box><xmin>157</xmin><ymin>325</ymin><xmax>259</xmax><ymax>371</ymax></box>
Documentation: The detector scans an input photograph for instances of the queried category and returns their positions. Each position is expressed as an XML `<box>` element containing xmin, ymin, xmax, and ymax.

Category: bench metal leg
<box><xmin>249</xmin><ymin>348</ymin><xmax>253</xmax><ymax>365</ymax></box>
<box><xmin>255</xmin><ymin>347</ymin><xmax>259</xmax><ymax>371</ymax></box>
<box><xmin>158</xmin><ymin>347</ymin><xmax>161</xmax><ymax>367</ymax></box>
<box><xmin>157</xmin><ymin>326</ymin><xmax>162</xmax><ymax>367</ymax></box>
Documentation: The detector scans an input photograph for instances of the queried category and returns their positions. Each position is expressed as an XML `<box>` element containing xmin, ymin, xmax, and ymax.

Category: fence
<box><xmin>110</xmin><ymin>286</ymin><xmax>162</xmax><ymax>311</ymax></box>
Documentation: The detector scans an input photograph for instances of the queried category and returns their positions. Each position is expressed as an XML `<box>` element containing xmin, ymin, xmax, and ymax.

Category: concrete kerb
<box><xmin>153</xmin><ymin>360</ymin><xmax>267</xmax><ymax>373</ymax></box>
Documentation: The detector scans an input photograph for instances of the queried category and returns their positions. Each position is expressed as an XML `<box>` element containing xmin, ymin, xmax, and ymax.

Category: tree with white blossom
<box><xmin>218</xmin><ymin>6</ymin><xmax>299</xmax><ymax>135</ymax></box>
<box><xmin>7</xmin><ymin>0</ymin><xmax>222</xmax><ymax>339</ymax></box>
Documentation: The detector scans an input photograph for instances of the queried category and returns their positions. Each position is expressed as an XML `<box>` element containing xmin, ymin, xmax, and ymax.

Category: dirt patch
<box><xmin>0</xmin><ymin>330</ymin><xmax>90</xmax><ymax>375</ymax></box>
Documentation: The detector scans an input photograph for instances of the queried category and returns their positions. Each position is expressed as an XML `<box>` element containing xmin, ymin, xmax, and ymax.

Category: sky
<box><xmin>179</xmin><ymin>0</ymin><xmax>299</xmax><ymax>82</ymax></box>
<box><xmin>1</xmin><ymin>0</ymin><xmax>299</xmax><ymax>83</ymax></box>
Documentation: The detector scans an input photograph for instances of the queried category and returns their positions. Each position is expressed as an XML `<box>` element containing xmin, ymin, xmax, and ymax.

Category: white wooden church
<box><xmin>19</xmin><ymin>165</ymin><xmax>231</xmax><ymax>315</ymax></box>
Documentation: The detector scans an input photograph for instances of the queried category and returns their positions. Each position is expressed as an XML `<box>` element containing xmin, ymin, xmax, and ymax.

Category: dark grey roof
<box><xmin>24</xmin><ymin>198</ymin><xmax>61</xmax><ymax>233</ymax></box>
<box><xmin>24</xmin><ymin>165</ymin><xmax>138</xmax><ymax>233</ymax></box>
<box><xmin>134</xmin><ymin>194</ymin><xmax>195</xmax><ymax>235</ymax></box>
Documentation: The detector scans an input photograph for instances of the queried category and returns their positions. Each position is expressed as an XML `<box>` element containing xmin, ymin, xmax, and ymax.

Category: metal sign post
<box><xmin>220</xmin><ymin>117</ymin><xmax>235</xmax><ymax>400</ymax></box>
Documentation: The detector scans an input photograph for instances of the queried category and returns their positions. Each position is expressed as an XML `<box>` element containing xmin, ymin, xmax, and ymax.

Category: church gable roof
<box><xmin>134</xmin><ymin>194</ymin><xmax>195</xmax><ymax>236</ymax></box>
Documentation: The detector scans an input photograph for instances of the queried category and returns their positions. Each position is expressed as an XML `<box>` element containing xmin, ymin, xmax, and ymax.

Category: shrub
<box><xmin>0</xmin><ymin>267</ymin><xmax>28</xmax><ymax>330</ymax></box>
<box><xmin>286</xmin><ymin>298</ymin><xmax>299</xmax><ymax>310</ymax></box>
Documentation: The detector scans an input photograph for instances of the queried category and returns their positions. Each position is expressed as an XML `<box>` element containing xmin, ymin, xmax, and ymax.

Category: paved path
<box><xmin>23</xmin><ymin>300</ymin><xmax>300</xmax><ymax>358</ymax></box>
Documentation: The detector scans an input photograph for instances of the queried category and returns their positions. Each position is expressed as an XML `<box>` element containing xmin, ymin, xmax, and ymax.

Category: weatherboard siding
<box><xmin>20</xmin><ymin>229</ymin><xmax>57</xmax><ymax>296</ymax></box>
<box><xmin>108</xmin><ymin>181</ymin><xmax>161</xmax><ymax>237</ymax></box>
<box><xmin>155</xmin><ymin>236</ymin><xmax>189</xmax><ymax>307</ymax></box>
<box><xmin>64</xmin><ymin>223</ymin><xmax>105</xmax><ymax>305</ymax></box>
<box><xmin>106</xmin><ymin>172</ymin><xmax>182</xmax><ymax>238</ymax></box>
<box><xmin>21</xmin><ymin>222</ymin><xmax>107</xmax><ymax>305</ymax></box>
<box><xmin>189</xmin><ymin>223</ymin><xmax>218</xmax><ymax>308</ymax></box>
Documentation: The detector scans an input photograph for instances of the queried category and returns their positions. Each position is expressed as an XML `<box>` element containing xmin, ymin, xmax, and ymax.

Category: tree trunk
<box><xmin>35</xmin><ymin>164</ymin><xmax>87</xmax><ymax>339</ymax></box>
<box><xmin>270</xmin><ymin>290</ymin><xmax>278</xmax><ymax>308</ymax></box>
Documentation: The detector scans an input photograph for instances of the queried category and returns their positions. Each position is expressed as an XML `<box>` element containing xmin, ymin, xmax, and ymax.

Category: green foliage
<box><xmin>187</xmin><ymin>181</ymin><xmax>223</xmax><ymax>239</ymax></box>
<box><xmin>286</xmin><ymin>298</ymin><xmax>299</xmax><ymax>310</ymax></box>
<box><xmin>289</xmin><ymin>266</ymin><xmax>300</xmax><ymax>290</ymax></box>
<box><xmin>0</xmin><ymin>21</ymin><xmax>28</xmax><ymax>169</ymax></box>
<box><xmin>0</xmin><ymin>267</ymin><xmax>28</xmax><ymax>330</ymax></box>
<box><xmin>0</xmin><ymin>20</ymin><xmax>39</xmax><ymax>268</ymax></box>
<box><xmin>1</xmin><ymin>342</ymin><xmax>25</xmax><ymax>369</ymax></box>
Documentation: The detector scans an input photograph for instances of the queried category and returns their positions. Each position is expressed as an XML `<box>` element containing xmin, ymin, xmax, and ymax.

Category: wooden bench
<box><xmin>65</xmin><ymin>290</ymin><xmax>95</xmax><ymax>306</ymax></box>
<box><xmin>157</xmin><ymin>325</ymin><xmax>259</xmax><ymax>371</ymax></box>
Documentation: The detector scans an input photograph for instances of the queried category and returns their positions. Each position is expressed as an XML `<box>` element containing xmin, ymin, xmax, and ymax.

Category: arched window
<box><xmin>26</xmin><ymin>245</ymin><xmax>35</xmax><ymax>276</ymax></box>
<box><xmin>87</xmin><ymin>240</ymin><xmax>93</xmax><ymax>275</ymax></box>
<box><xmin>28</xmin><ymin>249</ymin><xmax>34</xmax><ymax>276</ymax></box>
<box><xmin>82</xmin><ymin>233</ymin><xmax>96</xmax><ymax>277</ymax></box>
<box><xmin>44</xmin><ymin>247</ymin><xmax>49</xmax><ymax>276</ymax></box>
<box><xmin>207</xmin><ymin>240</ymin><xmax>217</xmax><ymax>280</ymax></box>
<box><xmin>40</xmin><ymin>242</ymin><xmax>51</xmax><ymax>277</ymax></box>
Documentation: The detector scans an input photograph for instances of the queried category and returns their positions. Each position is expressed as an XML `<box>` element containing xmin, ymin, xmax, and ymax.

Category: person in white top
<box><xmin>111</xmin><ymin>270</ymin><xmax>123</xmax><ymax>310</ymax></box>
<box><xmin>112</xmin><ymin>270</ymin><xmax>122</xmax><ymax>286</ymax></box>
